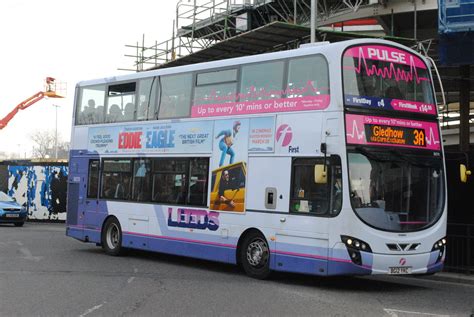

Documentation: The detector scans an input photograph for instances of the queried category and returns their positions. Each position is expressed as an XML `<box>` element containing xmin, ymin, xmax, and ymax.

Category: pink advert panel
<box><xmin>191</xmin><ymin>95</ymin><xmax>330</xmax><ymax>118</ymax></box>
<box><xmin>343</xmin><ymin>45</ymin><xmax>431</xmax><ymax>87</ymax></box>
<box><xmin>344</xmin><ymin>45</ymin><xmax>427</xmax><ymax>69</ymax></box>
<box><xmin>345</xmin><ymin>114</ymin><xmax>441</xmax><ymax>151</ymax></box>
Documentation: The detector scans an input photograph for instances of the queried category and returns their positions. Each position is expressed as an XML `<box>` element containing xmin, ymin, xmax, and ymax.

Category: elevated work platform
<box><xmin>0</xmin><ymin>77</ymin><xmax>66</xmax><ymax>130</ymax></box>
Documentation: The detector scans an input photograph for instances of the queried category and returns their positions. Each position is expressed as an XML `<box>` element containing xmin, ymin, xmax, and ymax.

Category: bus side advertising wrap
<box><xmin>87</xmin><ymin>117</ymin><xmax>275</xmax><ymax>155</ymax></box>
<box><xmin>210</xmin><ymin>119</ymin><xmax>249</xmax><ymax>213</ymax></box>
<box><xmin>88</xmin><ymin>121</ymin><xmax>213</xmax><ymax>154</ymax></box>
<box><xmin>192</xmin><ymin>95</ymin><xmax>330</xmax><ymax>118</ymax></box>
<box><xmin>345</xmin><ymin>114</ymin><xmax>441</xmax><ymax>151</ymax></box>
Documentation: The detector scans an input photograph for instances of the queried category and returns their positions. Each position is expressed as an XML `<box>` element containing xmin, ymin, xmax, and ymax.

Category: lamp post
<box><xmin>311</xmin><ymin>0</ymin><xmax>318</xmax><ymax>43</ymax></box>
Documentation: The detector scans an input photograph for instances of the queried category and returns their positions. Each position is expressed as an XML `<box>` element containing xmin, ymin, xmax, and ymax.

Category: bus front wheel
<box><xmin>101</xmin><ymin>217</ymin><xmax>123</xmax><ymax>256</ymax></box>
<box><xmin>240</xmin><ymin>232</ymin><xmax>271</xmax><ymax>279</ymax></box>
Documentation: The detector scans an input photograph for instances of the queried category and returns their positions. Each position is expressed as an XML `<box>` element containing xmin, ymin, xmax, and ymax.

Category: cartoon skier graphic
<box><xmin>215</xmin><ymin>121</ymin><xmax>241</xmax><ymax>167</ymax></box>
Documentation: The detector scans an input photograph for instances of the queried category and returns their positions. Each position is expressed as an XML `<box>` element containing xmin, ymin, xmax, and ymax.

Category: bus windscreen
<box><xmin>347</xmin><ymin>148</ymin><xmax>444</xmax><ymax>232</ymax></box>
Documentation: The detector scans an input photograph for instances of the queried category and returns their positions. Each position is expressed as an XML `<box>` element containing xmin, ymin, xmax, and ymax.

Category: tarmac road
<box><xmin>1</xmin><ymin>223</ymin><xmax>473</xmax><ymax>317</ymax></box>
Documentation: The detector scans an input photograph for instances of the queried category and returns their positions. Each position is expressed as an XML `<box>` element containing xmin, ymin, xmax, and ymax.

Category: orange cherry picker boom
<box><xmin>0</xmin><ymin>77</ymin><xmax>65</xmax><ymax>130</ymax></box>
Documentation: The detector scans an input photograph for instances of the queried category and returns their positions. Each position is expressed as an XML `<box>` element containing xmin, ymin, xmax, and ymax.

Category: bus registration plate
<box><xmin>389</xmin><ymin>266</ymin><xmax>412</xmax><ymax>274</ymax></box>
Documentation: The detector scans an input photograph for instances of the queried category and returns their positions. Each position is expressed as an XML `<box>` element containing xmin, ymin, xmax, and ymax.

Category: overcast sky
<box><xmin>0</xmin><ymin>0</ymin><xmax>177</xmax><ymax>158</ymax></box>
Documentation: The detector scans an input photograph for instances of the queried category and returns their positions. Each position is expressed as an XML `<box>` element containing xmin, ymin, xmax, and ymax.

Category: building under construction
<box><xmin>124</xmin><ymin>0</ymin><xmax>474</xmax><ymax>274</ymax></box>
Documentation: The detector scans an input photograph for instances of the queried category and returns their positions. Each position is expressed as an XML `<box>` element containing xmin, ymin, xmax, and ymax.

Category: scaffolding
<box><xmin>123</xmin><ymin>0</ymin><xmax>405</xmax><ymax>71</ymax></box>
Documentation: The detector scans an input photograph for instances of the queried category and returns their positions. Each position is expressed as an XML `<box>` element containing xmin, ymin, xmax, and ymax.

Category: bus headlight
<box><xmin>341</xmin><ymin>235</ymin><xmax>372</xmax><ymax>266</ymax></box>
<box><xmin>432</xmin><ymin>237</ymin><xmax>446</xmax><ymax>250</ymax></box>
<box><xmin>431</xmin><ymin>237</ymin><xmax>446</xmax><ymax>263</ymax></box>
<box><xmin>341</xmin><ymin>235</ymin><xmax>372</xmax><ymax>253</ymax></box>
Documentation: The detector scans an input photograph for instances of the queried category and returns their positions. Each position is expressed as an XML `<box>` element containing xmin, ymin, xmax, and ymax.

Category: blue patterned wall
<box><xmin>8</xmin><ymin>165</ymin><xmax>68</xmax><ymax>220</ymax></box>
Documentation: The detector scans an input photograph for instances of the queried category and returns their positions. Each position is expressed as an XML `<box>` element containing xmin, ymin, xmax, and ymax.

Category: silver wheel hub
<box><xmin>246</xmin><ymin>239</ymin><xmax>269</xmax><ymax>267</ymax></box>
<box><xmin>106</xmin><ymin>223</ymin><xmax>119</xmax><ymax>249</ymax></box>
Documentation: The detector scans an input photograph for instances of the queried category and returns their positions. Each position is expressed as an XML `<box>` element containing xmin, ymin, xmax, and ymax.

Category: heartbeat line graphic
<box><xmin>425</xmin><ymin>127</ymin><xmax>440</xmax><ymax>146</ymax></box>
<box><xmin>349</xmin><ymin>47</ymin><xmax>430</xmax><ymax>84</ymax></box>
<box><xmin>346</xmin><ymin>120</ymin><xmax>365</xmax><ymax>140</ymax></box>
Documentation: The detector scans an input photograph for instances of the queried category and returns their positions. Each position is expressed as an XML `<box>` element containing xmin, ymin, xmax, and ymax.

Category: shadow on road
<box><xmin>74</xmin><ymin>245</ymin><xmax>426</xmax><ymax>291</ymax></box>
<box><xmin>271</xmin><ymin>271</ymin><xmax>427</xmax><ymax>292</ymax></box>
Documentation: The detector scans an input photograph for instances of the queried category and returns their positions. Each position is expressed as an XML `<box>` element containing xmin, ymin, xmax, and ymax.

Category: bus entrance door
<box><xmin>83</xmin><ymin>159</ymin><xmax>103</xmax><ymax>243</ymax></box>
<box><xmin>66</xmin><ymin>155</ymin><xmax>89</xmax><ymax>241</ymax></box>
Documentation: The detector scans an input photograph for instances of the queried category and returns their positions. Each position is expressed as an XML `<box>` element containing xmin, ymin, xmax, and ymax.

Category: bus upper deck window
<box><xmin>76</xmin><ymin>85</ymin><xmax>106</xmax><ymax>125</ymax></box>
<box><xmin>137</xmin><ymin>78</ymin><xmax>158</xmax><ymax>121</ymax></box>
<box><xmin>159</xmin><ymin>73</ymin><xmax>192</xmax><ymax>119</ymax></box>
<box><xmin>342</xmin><ymin>44</ymin><xmax>435</xmax><ymax>105</ymax></box>
<box><xmin>106</xmin><ymin>82</ymin><xmax>136</xmax><ymax>123</ymax></box>
<box><xmin>287</xmin><ymin>55</ymin><xmax>329</xmax><ymax>98</ymax></box>
<box><xmin>194</xmin><ymin>69</ymin><xmax>238</xmax><ymax>106</ymax></box>
<box><xmin>240</xmin><ymin>61</ymin><xmax>285</xmax><ymax>102</ymax></box>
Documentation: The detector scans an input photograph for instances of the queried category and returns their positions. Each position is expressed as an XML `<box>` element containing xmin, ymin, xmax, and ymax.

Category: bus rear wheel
<box><xmin>240</xmin><ymin>232</ymin><xmax>271</xmax><ymax>279</ymax></box>
<box><xmin>101</xmin><ymin>217</ymin><xmax>123</xmax><ymax>256</ymax></box>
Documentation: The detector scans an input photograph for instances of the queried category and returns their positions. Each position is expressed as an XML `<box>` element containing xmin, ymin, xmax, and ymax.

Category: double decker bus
<box><xmin>66</xmin><ymin>39</ymin><xmax>446</xmax><ymax>279</ymax></box>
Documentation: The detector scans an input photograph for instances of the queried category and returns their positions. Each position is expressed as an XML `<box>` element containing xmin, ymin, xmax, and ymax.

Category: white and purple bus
<box><xmin>66</xmin><ymin>39</ymin><xmax>446</xmax><ymax>279</ymax></box>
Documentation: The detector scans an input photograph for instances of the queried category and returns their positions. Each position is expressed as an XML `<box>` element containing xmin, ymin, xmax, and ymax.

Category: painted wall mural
<box><xmin>8</xmin><ymin>165</ymin><xmax>68</xmax><ymax>220</ymax></box>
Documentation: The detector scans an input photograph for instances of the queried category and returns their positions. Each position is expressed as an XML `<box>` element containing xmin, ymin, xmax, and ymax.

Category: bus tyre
<box><xmin>240</xmin><ymin>232</ymin><xmax>271</xmax><ymax>279</ymax></box>
<box><xmin>101</xmin><ymin>217</ymin><xmax>123</xmax><ymax>256</ymax></box>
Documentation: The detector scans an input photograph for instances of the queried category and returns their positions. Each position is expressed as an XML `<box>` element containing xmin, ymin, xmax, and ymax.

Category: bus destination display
<box><xmin>365</xmin><ymin>124</ymin><xmax>426</xmax><ymax>147</ymax></box>
<box><xmin>345</xmin><ymin>113</ymin><xmax>441</xmax><ymax>151</ymax></box>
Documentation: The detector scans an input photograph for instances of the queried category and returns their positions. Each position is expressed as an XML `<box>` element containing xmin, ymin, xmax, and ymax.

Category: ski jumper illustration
<box><xmin>216</xmin><ymin>121</ymin><xmax>241</xmax><ymax>167</ymax></box>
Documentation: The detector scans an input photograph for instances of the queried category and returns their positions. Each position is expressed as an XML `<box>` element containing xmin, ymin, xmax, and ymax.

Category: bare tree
<box><xmin>30</xmin><ymin>130</ymin><xmax>70</xmax><ymax>159</ymax></box>
<box><xmin>56</xmin><ymin>140</ymin><xmax>70</xmax><ymax>159</ymax></box>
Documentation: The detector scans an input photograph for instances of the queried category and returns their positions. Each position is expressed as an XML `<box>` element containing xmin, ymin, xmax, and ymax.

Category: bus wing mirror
<box><xmin>460</xmin><ymin>164</ymin><xmax>471</xmax><ymax>183</ymax></box>
<box><xmin>314</xmin><ymin>164</ymin><xmax>327</xmax><ymax>184</ymax></box>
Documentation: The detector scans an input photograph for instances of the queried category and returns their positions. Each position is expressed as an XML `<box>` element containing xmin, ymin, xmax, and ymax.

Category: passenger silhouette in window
<box><xmin>123</xmin><ymin>103</ymin><xmax>135</xmax><ymax>121</ymax></box>
<box><xmin>82</xmin><ymin>99</ymin><xmax>96</xmax><ymax>124</ymax></box>
<box><xmin>108</xmin><ymin>104</ymin><xmax>122</xmax><ymax>122</ymax></box>
<box><xmin>114</xmin><ymin>176</ymin><xmax>130</xmax><ymax>200</ymax></box>
<box><xmin>95</xmin><ymin>105</ymin><xmax>104</xmax><ymax>123</ymax></box>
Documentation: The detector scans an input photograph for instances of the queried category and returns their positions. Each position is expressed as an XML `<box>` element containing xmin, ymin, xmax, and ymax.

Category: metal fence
<box><xmin>444</xmin><ymin>223</ymin><xmax>474</xmax><ymax>275</ymax></box>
